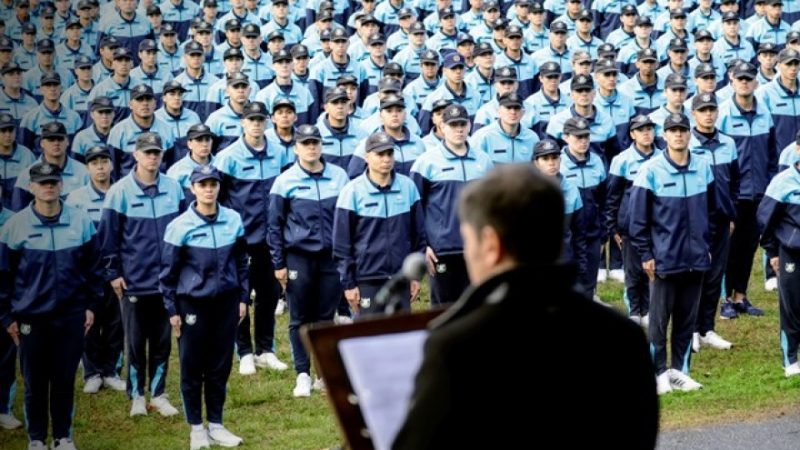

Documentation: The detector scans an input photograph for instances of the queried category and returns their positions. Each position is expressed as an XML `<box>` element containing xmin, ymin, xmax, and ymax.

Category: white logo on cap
<box><xmin>200</xmin><ymin>165</ymin><xmax>213</xmax><ymax>174</ymax></box>
<box><xmin>702</xmin><ymin>94</ymin><xmax>711</xmax><ymax>101</ymax></box>
<box><xmin>40</xmin><ymin>164</ymin><xmax>52</xmax><ymax>174</ymax></box>
<box><xmin>739</xmin><ymin>63</ymin><xmax>749</xmax><ymax>70</ymax></box>
<box><xmin>576</xmin><ymin>119</ymin><xmax>587</xmax><ymax>128</ymax></box>
<box><xmin>543</xmin><ymin>141</ymin><xmax>553</xmax><ymax>149</ymax></box>
<box><xmin>453</xmin><ymin>55</ymin><xmax>461</xmax><ymax>62</ymax></box>
<box><xmin>378</xmin><ymin>134</ymin><xmax>389</xmax><ymax>142</ymax></box>
<box><xmin>450</xmin><ymin>108</ymin><xmax>460</xmax><ymax>116</ymax></box>
<box><xmin>674</xmin><ymin>76</ymin><xmax>683</xmax><ymax>83</ymax></box>
<box><xmin>671</xmin><ymin>113</ymin><xmax>683</xmax><ymax>121</ymax></box>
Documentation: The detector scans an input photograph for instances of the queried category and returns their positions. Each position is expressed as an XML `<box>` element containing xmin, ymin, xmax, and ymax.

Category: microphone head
<box><xmin>402</xmin><ymin>253</ymin><xmax>427</xmax><ymax>281</ymax></box>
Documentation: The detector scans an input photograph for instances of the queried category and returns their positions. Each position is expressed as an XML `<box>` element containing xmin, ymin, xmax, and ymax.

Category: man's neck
<box><xmin>696</xmin><ymin>124</ymin><xmax>715</xmax><ymax>134</ymax></box>
<box><xmin>230</xmin><ymin>101</ymin><xmax>245</xmax><ymax>114</ymax></box>
<box><xmin>385</xmin><ymin>126</ymin><xmax>404</xmax><ymax>139</ymax></box>
<box><xmin>780</xmin><ymin>75</ymin><xmax>797</xmax><ymax>92</ymax></box>
<box><xmin>666</xmin><ymin>103</ymin><xmax>682</xmax><ymax>113</ymax></box>
<box><xmin>92</xmin><ymin>178</ymin><xmax>111</xmax><ymax>192</ymax></box>
<box><xmin>77</xmin><ymin>79</ymin><xmax>93</xmax><ymax>90</ymax></box>
<box><xmin>34</xmin><ymin>199</ymin><xmax>61</xmax><ymax>217</ymax></box>
<box><xmin>445</xmin><ymin>140</ymin><xmax>468</xmax><ymax>155</ymax></box>
<box><xmin>500</xmin><ymin>121</ymin><xmax>519</xmax><ymax>136</ymax></box>
<box><xmin>187</xmin><ymin>66</ymin><xmax>203</xmax><ymax>78</ymax></box>
<box><xmin>166</xmin><ymin>104</ymin><xmax>182</xmax><ymax>115</ymax></box>
<box><xmin>668</xmin><ymin>148</ymin><xmax>688</xmax><ymax>165</ymax></box>
<box><xmin>726</xmin><ymin>33</ymin><xmax>739</xmax><ymax>44</ymax></box>
<box><xmin>67</xmin><ymin>38</ymin><xmax>80</xmax><ymax>48</ymax></box>
<box><xmin>43</xmin><ymin>99</ymin><xmax>60</xmax><ymax>111</ymax></box>
<box><xmin>245</xmin><ymin>134</ymin><xmax>265</xmax><ymax>149</ymax></box>
<box><xmin>506</xmin><ymin>48</ymin><xmax>521</xmax><ymax>58</ymax></box>
<box><xmin>328</xmin><ymin>115</ymin><xmax>346</xmax><ymax>128</ymax></box>
<box><xmin>276</xmin><ymin>75</ymin><xmax>291</xmax><ymax>85</ymax></box>
<box><xmin>635</xmin><ymin>37</ymin><xmax>650</xmax><ymax>47</ymax></box>
<box><xmin>135</xmin><ymin>167</ymin><xmax>158</xmax><ymax>184</ymax></box>
<box><xmin>3</xmin><ymin>86</ymin><xmax>19</xmax><ymax>97</ymax></box>
<box><xmin>367</xmin><ymin>169</ymin><xmax>391</xmax><ymax>187</ymax></box>
<box><xmin>112</xmin><ymin>74</ymin><xmax>129</xmax><ymax>84</ymax></box>
<box><xmin>142</xmin><ymin>62</ymin><xmax>156</xmax><ymax>72</ymax></box>
<box><xmin>575</xmin><ymin>104</ymin><xmax>592</xmax><ymax>116</ymax></box>
<box><xmin>299</xmin><ymin>158</ymin><xmax>323</xmax><ymax>173</ymax></box>
<box><xmin>478</xmin><ymin>65</ymin><xmax>492</xmax><ymax>77</ymax></box>
<box><xmin>634</xmin><ymin>142</ymin><xmax>653</xmax><ymax>154</ymax></box>
<box><xmin>735</xmin><ymin>93</ymin><xmax>754</xmax><ymax>110</ymax></box>
<box><xmin>577</xmin><ymin>30</ymin><xmax>592</xmax><ymax>41</ymax></box>
<box><xmin>446</xmin><ymin>79</ymin><xmax>463</xmax><ymax>94</ymax></box>
<box><xmin>569</xmin><ymin>147</ymin><xmax>587</xmax><ymax>161</ymax></box>
<box><xmin>639</xmin><ymin>72</ymin><xmax>656</xmax><ymax>84</ymax></box>
<box><xmin>332</xmin><ymin>53</ymin><xmax>348</xmax><ymax>64</ymax></box>
<box><xmin>0</xmin><ymin>142</ymin><xmax>11</xmax><ymax>154</ymax></box>
<box><xmin>598</xmin><ymin>86</ymin><xmax>615</xmax><ymax>97</ymax></box>
<box><xmin>121</xmin><ymin>10</ymin><xmax>135</xmax><ymax>20</ymax></box>
<box><xmin>133</xmin><ymin>115</ymin><xmax>154</xmax><ymax>130</ymax></box>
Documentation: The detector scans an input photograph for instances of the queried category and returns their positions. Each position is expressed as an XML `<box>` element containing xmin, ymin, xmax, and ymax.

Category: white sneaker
<box><xmin>293</xmin><ymin>373</ymin><xmax>312</xmax><ymax>397</ymax></box>
<box><xmin>103</xmin><ymin>376</ymin><xmax>126</xmax><ymax>391</ymax></box>
<box><xmin>656</xmin><ymin>372</ymin><xmax>672</xmax><ymax>395</ymax></box>
<box><xmin>150</xmin><ymin>394</ymin><xmax>179</xmax><ymax>417</ymax></box>
<box><xmin>83</xmin><ymin>376</ymin><xmax>102</xmax><ymax>394</ymax></box>
<box><xmin>190</xmin><ymin>428</ymin><xmax>211</xmax><ymax>450</ymax></box>
<box><xmin>692</xmin><ymin>333</ymin><xmax>701</xmax><ymax>353</ymax></box>
<box><xmin>255</xmin><ymin>352</ymin><xmax>288</xmax><ymax>371</ymax></box>
<box><xmin>239</xmin><ymin>354</ymin><xmax>256</xmax><ymax>375</ymax></box>
<box><xmin>765</xmin><ymin>277</ymin><xmax>778</xmax><ymax>292</ymax></box>
<box><xmin>0</xmin><ymin>413</ymin><xmax>22</xmax><ymax>429</ymax></box>
<box><xmin>28</xmin><ymin>441</ymin><xmax>47</xmax><ymax>450</ymax></box>
<box><xmin>609</xmin><ymin>269</ymin><xmax>625</xmax><ymax>283</ymax></box>
<box><xmin>208</xmin><ymin>425</ymin><xmax>243</xmax><ymax>447</ymax></box>
<box><xmin>333</xmin><ymin>314</ymin><xmax>353</xmax><ymax>325</ymax></box>
<box><xmin>629</xmin><ymin>315</ymin><xmax>641</xmax><ymax>325</ymax></box>
<box><xmin>312</xmin><ymin>377</ymin><xmax>326</xmax><ymax>392</ymax></box>
<box><xmin>274</xmin><ymin>299</ymin><xmax>286</xmax><ymax>316</ymax></box>
<box><xmin>641</xmin><ymin>314</ymin><xmax>649</xmax><ymax>329</ymax></box>
<box><xmin>785</xmin><ymin>362</ymin><xmax>800</xmax><ymax>378</ymax></box>
<box><xmin>700</xmin><ymin>331</ymin><xmax>733</xmax><ymax>350</ymax></box>
<box><xmin>669</xmin><ymin>369</ymin><xmax>703</xmax><ymax>392</ymax></box>
<box><xmin>51</xmin><ymin>438</ymin><xmax>77</xmax><ymax>449</ymax></box>
<box><xmin>597</xmin><ymin>269</ymin><xmax>608</xmax><ymax>283</ymax></box>
<box><xmin>130</xmin><ymin>397</ymin><xmax>147</xmax><ymax>417</ymax></box>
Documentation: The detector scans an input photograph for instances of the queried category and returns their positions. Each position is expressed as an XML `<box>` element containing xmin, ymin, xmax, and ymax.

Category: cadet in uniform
<box><xmin>334</xmin><ymin>131</ymin><xmax>426</xmax><ymax>313</ymax></box>
<box><xmin>0</xmin><ymin>162</ymin><xmax>103</xmax><ymax>449</ymax></box>
<box><xmin>100</xmin><ymin>132</ymin><xmax>184</xmax><ymax>417</ymax></box>
<box><xmin>410</xmin><ymin>104</ymin><xmax>493</xmax><ymax>305</ymax></box>
<box><xmin>629</xmin><ymin>113</ymin><xmax>715</xmax><ymax>395</ymax></box>
<box><xmin>268</xmin><ymin>124</ymin><xmax>349</xmax><ymax>397</ymax></box>
<box><xmin>65</xmin><ymin>146</ymin><xmax>127</xmax><ymax>394</ymax></box>
<box><xmin>160</xmin><ymin>164</ymin><xmax>247</xmax><ymax>449</ymax></box>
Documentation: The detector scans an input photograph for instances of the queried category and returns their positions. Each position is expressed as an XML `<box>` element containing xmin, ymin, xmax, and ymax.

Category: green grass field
<box><xmin>1</xmin><ymin>255</ymin><xmax>798</xmax><ymax>449</ymax></box>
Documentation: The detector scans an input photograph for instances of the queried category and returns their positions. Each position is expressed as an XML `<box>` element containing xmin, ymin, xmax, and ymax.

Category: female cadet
<box><xmin>159</xmin><ymin>164</ymin><xmax>249</xmax><ymax>449</ymax></box>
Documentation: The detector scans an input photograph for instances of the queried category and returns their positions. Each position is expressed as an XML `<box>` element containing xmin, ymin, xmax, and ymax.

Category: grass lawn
<box><xmin>1</xmin><ymin>254</ymin><xmax>799</xmax><ymax>449</ymax></box>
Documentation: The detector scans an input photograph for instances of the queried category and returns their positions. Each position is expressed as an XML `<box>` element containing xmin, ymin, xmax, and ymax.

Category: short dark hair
<box><xmin>458</xmin><ymin>164</ymin><xmax>564</xmax><ymax>264</ymax></box>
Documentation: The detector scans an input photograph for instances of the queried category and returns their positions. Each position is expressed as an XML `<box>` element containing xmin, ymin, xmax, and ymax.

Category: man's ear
<box><xmin>480</xmin><ymin>225</ymin><xmax>503</xmax><ymax>266</ymax></box>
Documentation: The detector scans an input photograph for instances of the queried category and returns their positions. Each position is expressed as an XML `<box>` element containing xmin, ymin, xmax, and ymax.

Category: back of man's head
<box><xmin>458</xmin><ymin>164</ymin><xmax>564</xmax><ymax>265</ymax></box>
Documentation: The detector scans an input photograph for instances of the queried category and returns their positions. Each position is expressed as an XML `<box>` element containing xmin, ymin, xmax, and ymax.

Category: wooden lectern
<box><xmin>300</xmin><ymin>309</ymin><xmax>444</xmax><ymax>450</ymax></box>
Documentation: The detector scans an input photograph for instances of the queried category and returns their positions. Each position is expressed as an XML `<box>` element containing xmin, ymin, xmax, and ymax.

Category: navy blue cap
<box><xmin>331</xmin><ymin>28</ymin><xmax>348</xmax><ymax>41</ymax></box>
<box><xmin>84</xmin><ymin>145</ymin><xmax>112</xmax><ymax>163</ymax></box>
<box><xmin>383</xmin><ymin>62</ymin><xmax>403</xmax><ymax>76</ymax></box>
<box><xmin>0</xmin><ymin>36</ymin><xmax>15</xmax><ymax>51</ymax></box>
<box><xmin>550</xmin><ymin>21</ymin><xmax>568</xmax><ymax>33</ymax></box>
<box><xmin>1</xmin><ymin>62</ymin><xmax>22</xmax><ymax>75</ymax></box>
<box><xmin>74</xmin><ymin>55</ymin><xmax>92</xmax><ymax>69</ymax></box>
<box><xmin>136</xmin><ymin>132</ymin><xmax>163</xmax><ymax>152</ymax></box>
<box><xmin>380</xmin><ymin>93</ymin><xmax>405</xmax><ymax>110</ymax></box>
<box><xmin>325</xmin><ymin>87</ymin><xmax>349</xmax><ymax>103</ymax></box>
<box><xmin>224</xmin><ymin>47</ymin><xmax>243</xmax><ymax>60</ymax></box>
<box><xmin>267</xmin><ymin>31</ymin><xmax>285</xmax><ymax>42</ymax></box>
<box><xmin>442</xmin><ymin>104</ymin><xmax>469</xmax><ymax>124</ymax></box>
<box><xmin>534</xmin><ymin>139</ymin><xmax>560</xmax><ymax>157</ymax></box>
<box><xmin>163</xmin><ymin>80</ymin><xmax>188</xmax><ymax>94</ymax></box>
<box><xmin>187</xmin><ymin>123</ymin><xmax>215</xmax><ymax>140</ymax></box>
<box><xmin>296</xmin><ymin>124</ymin><xmax>322</xmax><ymax>143</ymax></box>
<box><xmin>438</xmin><ymin>6</ymin><xmax>455</xmax><ymax>18</ymax></box>
<box><xmin>161</xmin><ymin>23</ymin><xmax>177</xmax><ymax>35</ymax></box>
<box><xmin>570</xmin><ymin>74</ymin><xmax>594</xmax><ymax>90</ymax></box>
<box><xmin>665</xmin><ymin>73</ymin><xmax>688</xmax><ymax>89</ymax></box>
<box><xmin>637</xmin><ymin>48</ymin><xmax>658</xmax><ymax>62</ymax></box>
<box><xmin>495</xmin><ymin>66</ymin><xmax>517</xmax><ymax>81</ymax></box>
<box><xmin>398</xmin><ymin>7</ymin><xmax>414</xmax><ymax>18</ymax></box>
<box><xmin>319</xmin><ymin>29</ymin><xmax>332</xmax><ymax>41</ymax></box>
<box><xmin>692</xmin><ymin>92</ymin><xmax>718</xmax><ymax>110</ymax></box>
<box><xmin>113</xmin><ymin>47</ymin><xmax>133</xmax><ymax>60</ymax></box>
<box><xmin>21</xmin><ymin>22</ymin><xmax>35</xmax><ymax>34</ymax></box>
<box><xmin>539</xmin><ymin>61</ymin><xmax>561</xmax><ymax>76</ymax></box>
<box><xmin>367</xmin><ymin>32</ymin><xmax>385</xmax><ymax>46</ymax></box>
<box><xmin>138</xmin><ymin>39</ymin><xmax>157</xmax><ymax>52</ymax></box>
<box><xmin>366</xmin><ymin>132</ymin><xmax>395</xmax><ymax>153</ymax></box>
<box><xmin>498</xmin><ymin>92</ymin><xmax>523</xmax><ymax>108</ymax></box>
<box><xmin>431</xmin><ymin>98</ymin><xmax>451</xmax><ymax>112</ymax></box>
<box><xmin>242</xmin><ymin>23</ymin><xmax>260</xmax><ymax>37</ymax></box>
<box><xmin>473</xmin><ymin>42</ymin><xmax>493</xmax><ymax>57</ymax></box>
<box><xmin>421</xmin><ymin>49</ymin><xmax>440</xmax><ymax>63</ymax></box>
<box><xmin>100</xmin><ymin>35</ymin><xmax>120</xmax><ymax>48</ymax></box>
<box><xmin>0</xmin><ymin>113</ymin><xmax>14</xmax><ymax>128</ymax></box>
<box><xmin>563</xmin><ymin>117</ymin><xmax>591</xmax><ymax>136</ymax></box>
<box><xmin>40</xmin><ymin>121</ymin><xmax>67</xmax><ymax>138</ymax></box>
<box><xmin>146</xmin><ymin>4</ymin><xmax>161</xmax><ymax>15</ymax></box>
<box><xmin>40</xmin><ymin>71</ymin><xmax>60</xmax><ymax>85</ymax></box>
<box><xmin>272</xmin><ymin>98</ymin><xmax>295</xmax><ymax>112</ymax></box>
<box><xmin>89</xmin><ymin>96</ymin><xmax>114</xmax><ymax>111</ymax></box>
<box><xmin>409</xmin><ymin>22</ymin><xmax>426</xmax><ymax>34</ymax></box>
<box><xmin>37</xmin><ymin>39</ymin><xmax>54</xmax><ymax>53</ymax></box>
<box><xmin>758</xmin><ymin>42</ymin><xmax>777</xmax><ymax>54</ymax></box>
<box><xmin>457</xmin><ymin>32</ymin><xmax>474</xmax><ymax>44</ymax></box>
<box><xmin>335</xmin><ymin>74</ymin><xmax>358</xmax><ymax>86</ymax></box>
<box><xmin>443</xmin><ymin>52</ymin><xmax>466</xmax><ymax>69</ymax></box>
<box><xmin>184</xmin><ymin>41</ymin><xmax>204</xmax><ymax>55</ymax></box>
<box><xmin>29</xmin><ymin>161</ymin><xmax>62</xmax><ymax>183</ymax></box>
<box><xmin>224</xmin><ymin>19</ymin><xmax>241</xmax><ymax>31</ymax></box>
<box><xmin>190</xmin><ymin>164</ymin><xmax>222</xmax><ymax>184</ymax></box>
<box><xmin>694</xmin><ymin>63</ymin><xmax>716</xmax><ymax>78</ymax></box>
<box><xmin>733</xmin><ymin>61</ymin><xmax>757</xmax><ymax>79</ymax></box>
<box><xmin>663</xmin><ymin>113</ymin><xmax>690</xmax><ymax>131</ymax></box>
<box><xmin>243</xmin><ymin>101</ymin><xmax>268</xmax><ymax>119</ymax></box>
<box><xmin>722</xmin><ymin>11</ymin><xmax>740</xmax><ymax>21</ymax></box>
<box><xmin>379</xmin><ymin>77</ymin><xmax>402</xmax><ymax>93</ymax></box>
<box><xmin>506</xmin><ymin>25</ymin><xmax>523</xmax><ymax>38</ymax></box>
<box><xmin>272</xmin><ymin>49</ymin><xmax>292</xmax><ymax>63</ymax></box>
<box><xmin>131</xmin><ymin>84</ymin><xmax>155</xmax><ymax>100</ymax></box>
<box><xmin>629</xmin><ymin>114</ymin><xmax>655</xmax><ymax>131</ymax></box>
<box><xmin>227</xmin><ymin>72</ymin><xmax>249</xmax><ymax>87</ymax></box>
<box><xmin>291</xmin><ymin>44</ymin><xmax>309</xmax><ymax>58</ymax></box>
<box><xmin>195</xmin><ymin>21</ymin><xmax>213</xmax><ymax>32</ymax></box>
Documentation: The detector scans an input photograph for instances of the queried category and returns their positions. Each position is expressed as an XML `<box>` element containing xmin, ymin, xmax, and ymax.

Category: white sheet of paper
<box><xmin>338</xmin><ymin>329</ymin><xmax>429</xmax><ymax>450</ymax></box>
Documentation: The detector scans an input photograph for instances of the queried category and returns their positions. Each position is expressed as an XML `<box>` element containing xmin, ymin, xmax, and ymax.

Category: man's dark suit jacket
<box><xmin>392</xmin><ymin>264</ymin><xmax>659</xmax><ymax>450</ymax></box>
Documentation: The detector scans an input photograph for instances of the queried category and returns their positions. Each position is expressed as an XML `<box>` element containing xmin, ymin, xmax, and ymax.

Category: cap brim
<box><xmin>31</xmin><ymin>175</ymin><xmax>62</xmax><ymax>183</ymax></box>
<box><xmin>189</xmin><ymin>132</ymin><xmax>214</xmax><ymax>140</ymax></box>
<box><xmin>782</xmin><ymin>57</ymin><xmax>800</xmax><ymax>64</ymax></box>
<box><xmin>380</xmin><ymin>101</ymin><xmax>405</xmax><ymax>109</ymax></box>
<box><xmin>296</xmin><ymin>136</ymin><xmax>321</xmax><ymax>143</ymax></box>
<box><xmin>736</xmin><ymin>73</ymin><xmax>756</xmax><ymax>80</ymax></box>
<box><xmin>638</xmin><ymin>57</ymin><xmax>658</xmax><ymax>62</ymax></box>
<box><xmin>500</xmin><ymin>102</ymin><xmax>523</xmax><ymax>108</ymax></box>
<box><xmin>535</xmin><ymin>149</ymin><xmax>560</xmax><ymax>158</ymax></box>
<box><xmin>367</xmin><ymin>143</ymin><xmax>395</xmax><ymax>153</ymax></box>
<box><xmin>191</xmin><ymin>174</ymin><xmax>221</xmax><ymax>183</ymax></box>
<box><xmin>444</xmin><ymin>118</ymin><xmax>469</xmax><ymax>124</ymax></box>
<box><xmin>664</xmin><ymin>124</ymin><xmax>690</xmax><ymax>131</ymax></box>
<box><xmin>41</xmin><ymin>133</ymin><xmax>67</xmax><ymax>139</ymax></box>
<box><xmin>137</xmin><ymin>145</ymin><xmax>164</xmax><ymax>152</ymax></box>
<box><xmin>85</xmin><ymin>154</ymin><xmax>111</xmax><ymax>163</ymax></box>
<box><xmin>630</xmin><ymin>123</ymin><xmax>654</xmax><ymax>131</ymax></box>
<box><xmin>244</xmin><ymin>113</ymin><xmax>268</xmax><ymax>119</ymax></box>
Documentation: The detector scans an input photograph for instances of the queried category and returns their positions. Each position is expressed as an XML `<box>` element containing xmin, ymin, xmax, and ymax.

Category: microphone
<box><xmin>375</xmin><ymin>253</ymin><xmax>427</xmax><ymax>314</ymax></box>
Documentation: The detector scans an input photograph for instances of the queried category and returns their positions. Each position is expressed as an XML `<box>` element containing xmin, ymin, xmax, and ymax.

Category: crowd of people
<box><xmin>0</xmin><ymin>0</ymin><xmax>799</xmax><ymax>447</ymax></box>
